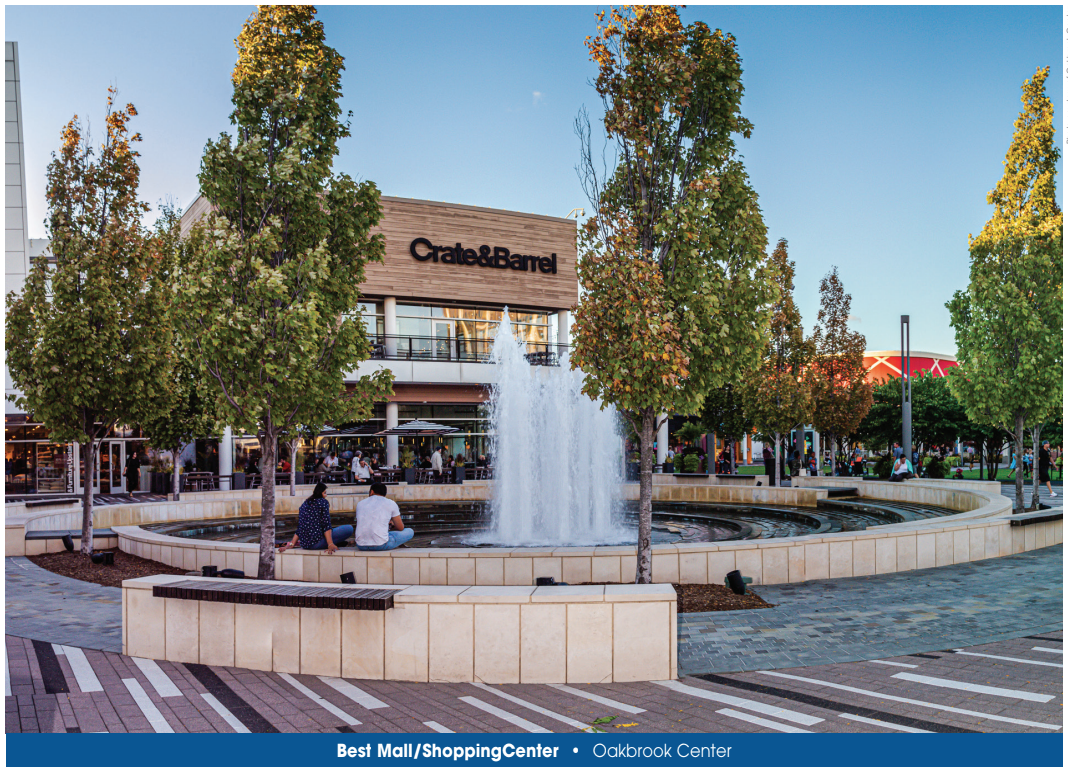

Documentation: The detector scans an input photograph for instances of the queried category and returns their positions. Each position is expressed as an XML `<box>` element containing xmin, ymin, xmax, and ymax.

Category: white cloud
<box><xmin>847</xmin><ymin>314</ymin><xmax>862</xmax><ymax>324</ymax></box>
<box><xmin>532</xmin><ymin>91</ymin><xmax>544</xmax><ymax>106</ymax></box>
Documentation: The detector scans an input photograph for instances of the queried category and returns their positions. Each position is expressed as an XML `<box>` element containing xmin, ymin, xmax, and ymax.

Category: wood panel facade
<box><xmin>180</xmin><ymin>195</ymin><xmax>579</xmax><ymax>311</ymax></box>
<box><xmin>366</xmin><ymin>196</ymin><xmax>578</xmax><ymax>311</ymax></box>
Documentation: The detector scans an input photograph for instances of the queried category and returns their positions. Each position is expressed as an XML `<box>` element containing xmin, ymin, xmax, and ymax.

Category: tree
<box><xmin>810</xmin><ymin>268</ymin><xmax>873</xmax><ymax>471</ymax></box>
<box><xmin>5</xmin><ymin>90</ymin><xmax>171</xmax><ymax>555</ymax></box>
<box><xmin>741</xmin><ymin>239</ymin><xmax>813</xmax><ymax>485</ymax></box>
<box><xmin>572</xmin><ymin>6</ymin><xmax>775</xmax><ymax>583</ymax></box>
<box><xmin>178</xmin><ymin>6</ymin><xmax>393</xmax><ymax>579</ymax></box>
<box><xmin>947</xmin><ymin>66</ymin><xmax>1063</xmax><ymax>512</ymax></box>
<box><xmin>700</xmin><ymin>383</ymin><xmax>751</xmax><ymax>470</ymax></box>
<box><xmin>139</xmin><ymin>204</ymin><xmax>220</xmax><ymax>500</ymax></box>
<box><xmin>859</xmin><ymin>371</ymin><xmax>971</xmax><ymax>454</ymax></box>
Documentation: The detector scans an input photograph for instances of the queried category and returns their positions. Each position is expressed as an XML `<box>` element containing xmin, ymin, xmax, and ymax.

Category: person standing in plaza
<box><xmin>124</xmin><ymin>449</ymin><xmax>141</xmax><ymax>492</ymax></box>
<box><xmin>1039</xmin><ymin>441</ymin><xmax>1056</xmax><ymax>498</ymax></box>
<box><xmin>762</xmin><ymin>442</ymin><xmax>774</xmax><ymax>486</ymax></box>
<box><xmin>430</xmin><ymin>445</ymin><xmax>444</xmax><ymax>483</ymax></box>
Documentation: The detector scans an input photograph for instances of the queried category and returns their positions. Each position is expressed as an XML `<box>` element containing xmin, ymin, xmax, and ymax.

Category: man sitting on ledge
<box><xmin>279</xmin><ymin>482</ymin><xmax>353</xmax><ymax>555</ymax></box>
<box><xmin>355</xmin><ymin>482</ymin><xmax>414</xmax><ymax>551</ymax></box>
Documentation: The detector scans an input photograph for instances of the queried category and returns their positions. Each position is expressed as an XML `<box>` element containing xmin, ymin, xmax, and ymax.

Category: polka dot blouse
<box><xmin>296</xmin><ymin>497</ymin><xmax>332</xmax><ymax>548</ymax></box>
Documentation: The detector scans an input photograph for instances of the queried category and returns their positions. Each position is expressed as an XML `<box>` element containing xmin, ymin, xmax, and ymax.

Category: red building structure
<box><xmin>862</xmin><ymin>350</ymin><xmax>958</xmax><ymax>383</ymax></box>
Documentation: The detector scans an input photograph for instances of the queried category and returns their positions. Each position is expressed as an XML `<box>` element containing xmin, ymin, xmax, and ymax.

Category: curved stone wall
<box><xmin>89</xmin><ymin>480</ymin><xmax>1061</xmax><ymax>587</ymax></box>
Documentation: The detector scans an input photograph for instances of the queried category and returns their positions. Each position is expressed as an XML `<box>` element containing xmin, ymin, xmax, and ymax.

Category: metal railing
<box><xmin>367</xmin><ymin>336</ymin><xmax>568</xmax><ymax>366</ymax></box>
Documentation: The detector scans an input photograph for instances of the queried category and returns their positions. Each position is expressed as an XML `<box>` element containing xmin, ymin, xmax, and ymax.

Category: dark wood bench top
<box><xmin>25</xmin><ymin>528</ymin><xmax>117</xmax><ymax>539</ymax></box>
<box><xmin>715</xmin><ymin>474</ymin><xmax>757</xmax><ymax>480</ymax></box>
<box><xmin>24</xmin><ymin>499</ymin><xmax>80</xmax><ymax>508</ymax></box>
<box><xmin>151</xmin><ymin>579</ymin><xmax>395</xmax><ymax>610</ymax></box>
<box><xmin>1009</xmin><ymin>508</ymin><xmax>1062</xmax><ymax>527</ymax></box>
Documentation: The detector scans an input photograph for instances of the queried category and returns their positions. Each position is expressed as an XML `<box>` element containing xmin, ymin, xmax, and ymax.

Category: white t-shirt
<box><xmin>353</xmin><ymin>463</ymin><xmax>372</xmax><ymax>479</ymax></box>
<box><xmin>894</xmin><ymin>460</ymin><xmax>910</xmax><ymax>475</ymax></box>
<box><xmin>324</xmin><ymin>454</ymin><xmax>339</xmax><ymax>469</ymax></box>
<box><xmin>430</xmin><ymin>450</ymin><xmax>443</xmax><ymax>473</ymax></box>
<box><xmin>355</xmin><ymin>494</ymin><xmax>401</xmax><ymax>547</ymax></box>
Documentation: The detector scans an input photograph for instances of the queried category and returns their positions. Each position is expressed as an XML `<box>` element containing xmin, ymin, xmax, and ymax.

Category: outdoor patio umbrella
<box><xmin>373</xmin><ymin>419</ymin><xmax>464</xmax><ymax>437</ymax></box>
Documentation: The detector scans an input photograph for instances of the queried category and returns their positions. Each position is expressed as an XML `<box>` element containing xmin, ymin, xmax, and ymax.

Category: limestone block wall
<box><xmin>122</xmin><ymin>575</ymin><xmax>677</xmax><ymax>684</ymax></box>
<box><xmin>105</xmin><ymin>479</ymin><xmax>1057</xmax><ymax>588</ymax></box>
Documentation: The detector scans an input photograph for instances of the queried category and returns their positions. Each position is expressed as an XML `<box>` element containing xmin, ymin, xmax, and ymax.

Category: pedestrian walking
<box><xmin>1039</xmin><ymin>441</ymin><xmax>1056</xmax><ymax>498</ymax></box>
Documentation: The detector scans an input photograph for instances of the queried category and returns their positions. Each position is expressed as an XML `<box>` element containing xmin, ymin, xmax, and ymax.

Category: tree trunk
<box><xmin>80</xmin><ymin>441</ymin><xmax>97</xmax><ymax>556</ymax></box>
<box><xmin>258</xmin><ymin>432</ymin><xmax>278</xmax><ymax>580</ymax></box>
<box><xmin>1030</xmin><ymin>424</ymin><xmax>1043</xmax><ymax>510</ymax></box>
<box><xmin>635</xmin><ymin>408</ymin><xmax>655</xmax><ymax>584</ymax></box>
<box><xmin>1012</xmin><ymin>414</ymin><xmax>1025</xmax><ymax>512</ymax></box>
<box><xmin>290</xmin><ymin>438</ymin><xmax>297</xmax><ymax>497</ymax></box>
<box><xmin>171</xmin><ymin>446</ymin><xmax>181</xmax><ymax>501</ymax></box>
<box><xmin>829</xmin><ymin>433</ymin><xmax>836</xmax><ymax>478</ymax></box>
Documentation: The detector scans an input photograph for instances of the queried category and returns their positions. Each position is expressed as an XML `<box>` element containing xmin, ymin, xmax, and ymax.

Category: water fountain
<box><xmin>142</xmin><ymin>321</ymin><xmax>964</xmax><ymax>549</ymax></box>
<box><xmin>474</xmin><ymin>310</ymin><xmax>629</xmax><ymax>546</ymax></box>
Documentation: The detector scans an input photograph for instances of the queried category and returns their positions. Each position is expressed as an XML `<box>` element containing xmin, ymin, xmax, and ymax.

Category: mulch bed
<box><xmin>29</xmin><ymin>549</ymin><xmax>188</xmax><ymax>588</ymax></box>
<box><xmin>578</xmin><ymin>581</ymin><xmax>774</xmax><ymax>614</ymax></box>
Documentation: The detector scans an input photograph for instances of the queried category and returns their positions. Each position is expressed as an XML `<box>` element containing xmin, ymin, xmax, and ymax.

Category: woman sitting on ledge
<box><xmin>355</xmin><ymin>482</ymin><xmax>414</xmax><ymax>551</ymax></box>
<box><xmin>888</xmin><ymin>453</ymin><xmax>915</xmax><ymax>482</ymax></box>
<box><xmin>279</xmin><ymin>482</ymin><xmax>353</xmax><ymax>555</ymax></box>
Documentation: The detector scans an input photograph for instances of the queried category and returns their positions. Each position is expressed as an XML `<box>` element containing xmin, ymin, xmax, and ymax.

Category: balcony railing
<box><xmin>367</xmin><ymin>336</ymin><xmax>568</xmax><ymax>366</ymax></box>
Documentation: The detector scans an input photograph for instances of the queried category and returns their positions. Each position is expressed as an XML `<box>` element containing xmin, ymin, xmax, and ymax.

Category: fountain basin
<box><xmin>142</xmin><ymin>497</ymin><xmax>957</xmax><ymax>549</ymax></box>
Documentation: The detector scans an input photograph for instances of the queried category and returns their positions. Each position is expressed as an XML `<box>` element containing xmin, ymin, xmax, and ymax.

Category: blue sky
<box><xmin>5</xmin><ymin>4</ymin><xmax>1062</xmax><ymax>356</ymax></box>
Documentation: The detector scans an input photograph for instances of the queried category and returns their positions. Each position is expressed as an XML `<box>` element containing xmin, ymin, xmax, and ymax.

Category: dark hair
<box><xmin>311</xmin><ymin>482</ymin><xmax>328</xmax><ymax>500</ymax></box>
<box><xmin>370</xmin><ymin>482</ymin><xmax>387</xmax><ymax>497</ymax></box>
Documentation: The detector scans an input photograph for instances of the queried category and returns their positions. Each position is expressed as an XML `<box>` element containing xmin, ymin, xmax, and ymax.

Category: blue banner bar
<box><xmin>5</xmin><ymin>733</ymin><xmax>1063</xmax><ymax>767</ymax></box>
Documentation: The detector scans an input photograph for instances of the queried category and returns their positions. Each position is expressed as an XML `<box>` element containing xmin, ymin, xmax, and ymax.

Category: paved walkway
<box><xmin>7</xmin><ymin>544</ymin><xmax>1062</xmax><ymax>677</ymax></box>
<box><xmin>5</xmin><ymin>630</ymin><xmax>1061</xmax><ymax>734</ymax></box>
<box><xmin>1000</xmin><ymin>482</ymin><xmax>1062</xmax><ymax>509</ymax></box>
<box><xmin>4</xmin><ymin>557</ymin><xmax>121</xmax><ymax>652</ymax></box>
<box><xmin>679</xmin><ymin>546</ymin><xmax>1062</xmax><ymax>675</ymax></box>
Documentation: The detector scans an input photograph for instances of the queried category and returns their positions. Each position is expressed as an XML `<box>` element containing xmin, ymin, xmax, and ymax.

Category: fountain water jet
<box><xmin>474</xmin><ymin>311</ymin><xmax>628</xmax><ymax>547</ymax></box>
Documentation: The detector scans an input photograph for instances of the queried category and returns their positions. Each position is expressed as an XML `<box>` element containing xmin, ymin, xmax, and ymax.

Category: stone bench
<box><xmin>123</xmin><ymin>575</ymin><xmax>678</xmax><ymax>684</ymax></box>
<box><xmin>23</xmin><ymin>528</ymin><xmax>118</xmax><ymax>555</ymax></box>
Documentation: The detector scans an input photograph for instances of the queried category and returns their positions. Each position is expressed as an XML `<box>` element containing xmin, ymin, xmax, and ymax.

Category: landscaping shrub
<box><xmin>874</xmin><ymin>454</ymin><xmax>894</xmax><ymax>479</ymax></box>
<box><xmin>925</xmin><ymin>457</ymin><xmax>947</xmax><ymax>479</ymax></box>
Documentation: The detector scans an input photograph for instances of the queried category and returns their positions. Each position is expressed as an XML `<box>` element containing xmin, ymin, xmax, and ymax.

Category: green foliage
<box><xmin>946</xmin><ymin>67</ymin><xmax>1062</xmax><ymax>509</ymax></box>
<box><xmin>857</xmin><ymin>372</ymin><xmax>971</xmax><ymax>451</ymax></box>
<box><xmin>873</xmin><ymin>454</ymin><xmax>894</xmax><ymax>479</ymax></box>
<box><xmin>5</xmin><ymin>89</ymin><xmax>172</xmax><ymax>554</ymax></box>
<box><xmin>138</xmin><ymin>204</ymin><xmax>221</xmax><ymax>496</ymax></box>
<box><xmin>178</xmin><ymin>7</ymin><xmax>392</xmax><ymax>578</ymax></box>
<box><xmin>572</xmin><ymin>6</ymin><xmax>775</xmax><ymax>583</ymax></box>
<box><xmin>925</xmin><ymin>457</ymin><xmax>947</xmax><ymax>480</ymax></box>
<box><xmin>676</xmin><ymin>421</ymin><xmax>705</xmax><ymax>447</ymax></box>
<box><xmin>741</xmin><ymin>239</ymin><xmax>813</xmax><ymax>477</ymax></box>
<box><xmin>700</xmin><ymin>383</ymin><xmax>751</xmax><ymax>447</ymax></box>
<box><xmin>682</xmin><ymin>453</ymin><xmax>701</xmax><ymax>473</ymax></box>
<box><xmin>399</xmin><ymin>446</ymin><xmax>415</xmax><ymax>469</ymax></box>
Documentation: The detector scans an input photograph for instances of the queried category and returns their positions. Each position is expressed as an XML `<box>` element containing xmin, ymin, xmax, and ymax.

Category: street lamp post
<box><xmin>901</xmin><ymin>315</ymin><xmax>912</xmax><ymax>466</ymax></box>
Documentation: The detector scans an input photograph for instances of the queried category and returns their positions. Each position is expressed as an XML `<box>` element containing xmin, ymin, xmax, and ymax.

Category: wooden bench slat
<box><xmin>151</xmin><ymin>579</ymin><xmax>394</xmax><ymax>610</ymax></box>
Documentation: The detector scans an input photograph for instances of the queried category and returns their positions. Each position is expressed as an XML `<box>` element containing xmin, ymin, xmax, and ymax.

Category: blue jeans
<box><xmin>356</xmin><ymin>527</ymin><xmax>414</xmax><ymax>551</ymax></box>
<box><xmin>307</xmin><ymin>524</ymin><xmax>354</xmax><ymax>550</ymax></box>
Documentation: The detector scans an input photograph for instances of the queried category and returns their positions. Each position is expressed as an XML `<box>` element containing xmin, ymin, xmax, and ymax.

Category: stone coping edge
<box><xmin>123</xmin><ymin>574</ymin><xmax>677</xmax><ymax>604</ymax></box>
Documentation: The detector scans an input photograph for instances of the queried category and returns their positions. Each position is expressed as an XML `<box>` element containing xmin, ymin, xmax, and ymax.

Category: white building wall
<box><xmin>5</xmin><ymin>41</ymin><xmax>30</xmax><ymax>414</ymax></box>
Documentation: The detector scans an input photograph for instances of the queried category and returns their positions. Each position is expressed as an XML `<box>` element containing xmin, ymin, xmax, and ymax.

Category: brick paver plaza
<box><xmin>5</xmin><ymin>542</ymin><xmax>1061</xmax><ymax>735</ymax></box>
